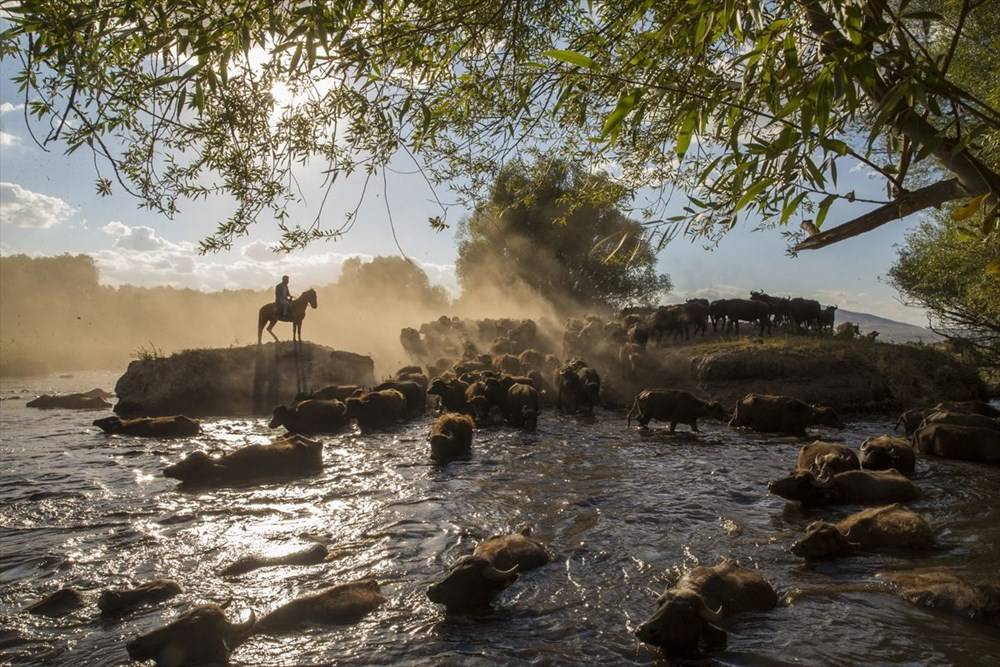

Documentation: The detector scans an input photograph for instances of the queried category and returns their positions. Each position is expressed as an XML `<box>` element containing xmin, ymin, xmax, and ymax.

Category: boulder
<box><xmin>114</xmin><ymin>342</ymin><xmax>375</xmax><ymax>417</ymax></box>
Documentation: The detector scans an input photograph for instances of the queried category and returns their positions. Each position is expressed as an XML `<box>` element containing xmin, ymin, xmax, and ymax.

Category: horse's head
<box><xmin>304</xmin><ymin>288</ymin><xmax>317</xmax><ymax>309</ymax></box>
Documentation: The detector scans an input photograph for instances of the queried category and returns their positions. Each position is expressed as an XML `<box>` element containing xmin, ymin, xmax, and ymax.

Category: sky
<box><xmin>0</xmin><ymin>59</ymin><xmax>932</xmax><ymax>327</ymax></box>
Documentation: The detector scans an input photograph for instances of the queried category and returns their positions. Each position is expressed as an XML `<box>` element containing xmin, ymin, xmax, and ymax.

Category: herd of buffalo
<box><xmin>18</xmin><ymin>309</ymin><xmax>1000</xmax><ymax>665</ymax></box>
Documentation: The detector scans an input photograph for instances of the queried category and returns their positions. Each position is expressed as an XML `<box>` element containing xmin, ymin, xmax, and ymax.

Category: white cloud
<box><xmin>102</xmin><ymin>221</ymin><xmax>170</xmax><ymax>251</ymax></box>
<box><xmin>241</xmin><ymin>240</ymin><xmax>281</xmax><ymax>262</ymax></box>
<box><xmin>0</xmin><ymin>102</ymin><xmax>23</xmax><ymax>114</ymax></box>
<box><xmin>0</xmin><ymin>182</ymin><xmax>77</xmax><ymax>228</ymax></box>
<box><xmin>0</xmin><ymin>131</ymin><xmax>18</xmax><ymax>146</ymax></box>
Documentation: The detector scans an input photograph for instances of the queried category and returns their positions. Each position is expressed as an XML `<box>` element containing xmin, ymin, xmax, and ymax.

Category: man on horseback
<box><xmin>275</xmin><ymin>275</ymin><xmax>293</xmax><ymax>319</ymax></box>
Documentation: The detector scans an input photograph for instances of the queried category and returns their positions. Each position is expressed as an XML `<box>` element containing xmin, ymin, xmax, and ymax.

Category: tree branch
<box><xmin>794</xmin><ymin>178</ymin><xmax>965</xmax><ymax>251</ymax></box>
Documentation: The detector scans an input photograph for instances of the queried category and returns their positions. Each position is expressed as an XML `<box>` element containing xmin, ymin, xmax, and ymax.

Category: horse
<box><xmin>257</xmin><ymin>289</ymin><xmax>317</xmax><ymax>344</ymax></box>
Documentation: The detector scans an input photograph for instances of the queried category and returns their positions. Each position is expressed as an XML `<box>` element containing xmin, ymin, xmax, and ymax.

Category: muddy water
<box><xmin>2</xmin><ymin>372</ymin><xmax>999</xmax><ymax>666</ymax></box>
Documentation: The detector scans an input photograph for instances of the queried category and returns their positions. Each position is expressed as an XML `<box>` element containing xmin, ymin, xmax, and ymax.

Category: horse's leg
<box><xmin>267</xmin><ymin>320</ymin><xmax>279</xmax><ymax>342</ymax></box>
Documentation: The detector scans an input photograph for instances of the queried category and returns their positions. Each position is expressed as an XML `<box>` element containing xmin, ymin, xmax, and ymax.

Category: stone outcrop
<box><xmin>114</xmin><ymin>342</ymin><xmax>375</xmax><ymax>417</ymax></box>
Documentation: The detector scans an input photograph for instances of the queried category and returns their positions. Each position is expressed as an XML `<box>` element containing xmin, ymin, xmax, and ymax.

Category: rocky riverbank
<box><xmin>113</xmin><ymin>342</ymin><xmax>375</xmax><ymax>417</ymax></box>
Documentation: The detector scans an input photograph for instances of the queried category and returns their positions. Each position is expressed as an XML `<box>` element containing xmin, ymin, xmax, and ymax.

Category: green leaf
<box><xmin>985</xmin><ymin>258</ymin><xmax>1000</xmax><ymax>276</ymax></box>
<box><xmin>780</xmin><ymin>191</ymin><xmax>807</xmax><ymax>225</ymax></box>
<box><xmin>734</xmin><ymin>178</ymin><xmax>773</xmax><ymax>212</ymax></box>
<box><xmin>675</xmin><ymin>109</ymin><xmax>698</xmax><ymax>159</ymax></box>
<box><xmin>543</xmin><ymin>49</ymin><xmax>597</xmax><ymax>69</ymax></box>
<box><xmin>816</xmin><ymin>194</ymin><xmax>836</xmax><ymax>229</ymax></box>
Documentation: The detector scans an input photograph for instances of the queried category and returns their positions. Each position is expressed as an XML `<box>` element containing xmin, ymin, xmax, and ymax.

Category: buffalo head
<box><xmin>126</xmin><ymin>604</ymin><xmax>254</xmax><ymax>667</ymax></box>
<box><xmin>269</xmin><ymin>405</ymin><xmax>291</xmax><ymax>429</ymax></box>
<box><xmin>767</xmin><ymin>469</ymin><xmax>837</xmax><ymax>504</ymax></box>
<box><xmin>93</xmin><ymin>416</ymin><xmax>124</xmax><ymax>433</ymax></box>
<box><xmin>634</xmin><ymin>589</ymin><xmax>726</xmax><ymax>653</ymax></box>
<box><xmin>813</xmin><ymin>406</ymin><xmax>845</xmax><ymax>429</ymax></box>
<box><xmin>790</xmin><ymin>521</ymin><xmax>854</xmax><ymax>559</ymax></box>
<box><xmin>426</xmin><ymin>555</ymin><xmax>518</xmax><ymax>612</ymax></box>
<box><xmin>706</xmin><ymin>401</ymin><xmax>727</xmax><ymax>421</ymax></box>
<box><xmin>163</xmin><ymin>451</ymin><xmax>222</xmax><ymax>484</ymax></box>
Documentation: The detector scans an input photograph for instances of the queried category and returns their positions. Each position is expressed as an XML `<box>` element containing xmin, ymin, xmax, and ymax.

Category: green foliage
<box><xmin>889</xmin><ymin>210</ymin><xmax>1000</xmax><ymax>365</ymax></box>
<box><xmin>2</xmin><ymin>0</ymin><xmax>999</xmax><ymax>250</ymax></box>
<box><xmin>455</xmin><ymin>158</ymin><xmax>671</xmax><ymax>311</ymax></box>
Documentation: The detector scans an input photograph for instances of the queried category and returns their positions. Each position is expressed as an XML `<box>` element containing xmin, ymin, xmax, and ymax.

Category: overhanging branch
<box><xmin>794</xmin><ymin>178</ymin><xmax>965</xmax><ymax>251</ymax></box>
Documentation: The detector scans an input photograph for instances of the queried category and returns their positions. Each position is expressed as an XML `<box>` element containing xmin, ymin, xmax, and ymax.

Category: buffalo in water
<box><xmin>25</xmin><ymin>587</ymin><xmax>85</xmax><ymax>617</ymax></box>
<box><xmin>345</xmin><ymin>389</ymin><xmax>407</xmax><ymax>429</ymax></box>
<box><xmin>790</xmin><ymin>504</ymin><xmax>934</xmax><ymax>559</ymax></box>
<box><xmin>126</xmin><ymin>604</ymin><xmax>255</xmax><ymax>667</ymax></box>
<box><xmin>921</xmin><ymin>410</ymin><xmax>1000</xmax><ymax>431</ymax></box>
<box><xmin>220</xmin><ymin>543</ymin><xmax>328</xmax><ymax>577</ymax></box>
<box><xmin>164</xmin><ymin>434</ymin><xmax>323</xmax><ymax>487</ymax></box>
<box><xmin>427</xmin><ymin>376</ymin><xmax>470</xmax><ymax>414</ymax></box>
<box><xmin>878</xmin><ymin>569</ymin><xmax>1000</xmax><ymax>627</ymax></box>
<box><xmin>768</xmin><ymin>468</ymin><xmax>920</xmax><ymax>505</ymax></box>
<box><xmin>429</xmin><ymin>412</ymin><xmax>474</xmax><ymax>463</ymax></box>
<box><xmin>98</xmin><ymin>579</ymin><xmax>182</xmax><ymax>615</ymax></box>
<box><xmin>252</xmin><ymin>580</ymin><xmax>384</xmax><ymax>634</ymax></box>
<box><xmin>269</xmin><ymin>399</ymin><xmax>349</xmax><ymax>434</ymax></box>
<box><xmin>427</xmin><ymin>530</ymin><xmax>552</xmax><ymax>613</ymax></box>
<box><xmin>94</xmin><ymin>415</ymin><xmax>200</xmax><ymax>438</ymax></box>
<box><xmin>556</xmin><ymin>361</ymin><xmax>600</xmax><ymax>416</ymax></box>
<box><xmin>913</xmin><ymin>423</ymin><xmax>1000</xmax><ymax>464</ymax></box>
<box><xmin>730</xmin><ymin>393</ymin><xmax>844</xmax><ymax>434</ymax></box>
<box><xmin>373</xmin><ymin>380</ymin><xmax>427</xmax><ymax>415</ymax></box>
<box><xmin>627</xmin><ymin>389</ymin><xmax>726</xmax><ymax>432</ymax></box>
<box><xmin>296</xmin><ymin>384</ymin><xmax>362</xmax><ymax>402</ymax></box>
<box><xmin>28</xmin><ymin>390</ymin><xmax>112</xmax><ymax>410</ymax></box>
<box><xmin>504</xmin><ymin>382</ymin><xmax>540</xmax><ymax>430</ymax></box>
<box><xmin>860</xmin><ymin>435</ymin><xmax>916</xmax><ymax>473</ymax></box>
<box><xmin>634</xmin><ymin>560</ymin><xmax>778</xmax><ymax>654</ymax></box>
<box><xmin>795</xmin><ymin>441</ymin><xmax>859</xmax><ymax>475</ymax></box>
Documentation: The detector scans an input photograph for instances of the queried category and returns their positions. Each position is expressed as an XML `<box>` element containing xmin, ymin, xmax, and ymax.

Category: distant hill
<box><xmin>835</xmin><ymin>309</ymin><xmax>943</xmax><ymax>344</ymax></box>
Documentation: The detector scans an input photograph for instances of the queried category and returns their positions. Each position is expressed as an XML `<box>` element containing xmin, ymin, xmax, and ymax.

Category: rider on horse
<box><xmin>275</xmin><ymin>275</ymin><xmax>293</xmax><ymax>318</ymax></box>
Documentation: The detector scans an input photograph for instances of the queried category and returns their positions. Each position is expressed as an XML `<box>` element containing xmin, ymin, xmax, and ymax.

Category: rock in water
<box><xmin>113</xmin><ymin>342</ymin><xmax>375</xmax><ymax>417</ymax></box>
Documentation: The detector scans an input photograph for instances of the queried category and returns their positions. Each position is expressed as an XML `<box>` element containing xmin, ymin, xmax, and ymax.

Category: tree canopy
<box><xmin>2</xmin><ymin>1</ymin><xmax>998</xmax><ymax>252</ymax></box>
<box><xmin>456</xmin><ymin>157</ymin><xmax>671</xmax><ymax>311</ymax></box>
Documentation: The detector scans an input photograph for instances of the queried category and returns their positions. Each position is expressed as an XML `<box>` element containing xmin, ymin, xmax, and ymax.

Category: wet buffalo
<box><xmin>27</xmin><ymin>391</ymin><xmax>112</xmax><ymax>410</ymax></box>
<box><xmin>790</xmin><ymin>504</ymin><xmax>934</xmax><ymax>559</ymax></box>
<box><xmin>345</xmin><ymin>389</ymin><xmax>407</xmax><ymax>429</ymax></box>
<box><xmin>796</xmin><ymin>441</ymin><xmax>859</xmax><ymax>475</ymax></box>
<box><xmin>252</xmin><ymin>580</ymin><xmax>384</xmax><ymax>634</ymax></box>
<box><xmin>913</xmin><ymin>423</ymin><xmax>1000</xmax><ymax>463</ymax></box>
<box><xmin>634</xmin><ymin>560</ymin><xmax>778</xmax><ymax>654</ymax></box>
<box><xmin>627</xmin><ymin>389</ymin><xmax>726</xmax><ymax>432</ymax></box>
<box><xmin>504</xmin><ymin>383</ymin><xmax>540</xmax><ymax>430</ymax></box>
<box><xmin>859</xmin><ymin>435</ymin><xmax>916</xmax><ymax>473</ymax></box>
<box><xmin>126</xmin><ymin>604</ymin><xmax>254</xmax><ymax>666</ymax></box>
<box><xmin>895</xmin><ymin>407</ymin><xmax>931</xmax><ymax>436</ymax></box>
<box><xmin>921</xmin><ymin>410</ymin><xmax>1000</xmax><ymax>431</ymax></box>
<box><xmin>556</xmin><ymin>362</ymin><xmax>600</xmax><ymax>416</ymax></box>
<box><xmin>427</xmin><ymin>531</ymin><xmax>552</xmax><ymax>612</ymax></box>
<box><xmin>427</xmin><ymin>377</ymin><xmax>470</xmax><ymax>414</ymax></box>
<box><xmin>933</xmin><ymin>400</ymin><xmax>1000</xmax><ymax>419</ymax></box>
<box><xmin>164</xmin><ymin>434</ymin><xmax>323</xmax><ymax>486</ymax></box>
<box><xmin>25</xmin><ymin>587</ymin><xmax>85</xmax><ymax>617</ymax></box>
<box><xmin>94</xmin><ymin>415</ymin><xmax>200</xmax><ymax>438</ymax></box>
<box><xmin>297</xmin><ymin>384</ymin><xmax>362</xmax><ymax>402</ymax></box>
<box><xmin>269</xmin><ymin>399</ymin><xmax>348</xmax><ymax>434</ymax></box>
<box><xmin>429</xmin><ymin>412</ymin><xmax>474</xmax><ymax>463</ymax></box>
<box><xmin>98</xmin><ymin>579</ymin><xmax>182</xmax><ymax>615</ymax></box>
<box><xmin>768</xmin><ymin>468</ymin><xmax>920</xmax><ymax>505</ymax></box>
<box><xmin>373</xmin><ymin>380</ymin><xmax>427</xmax><ymax>415</ymax></box>
<box><xmin>729</xmin><ymin>393</ymin><xmax>844</xmax><ymax>434</ymax></box>
<box><xmin>879</xmin><ymin>570</ymin><xmax>1000</xmax><ymax>626</ymax></box>
<box><xmin>220</xmin><ymin>543</ymin><xmax>328</xmax><ymax>577</ymax></box>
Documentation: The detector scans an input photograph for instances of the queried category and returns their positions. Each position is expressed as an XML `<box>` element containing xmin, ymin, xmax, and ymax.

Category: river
<box><xmin>1</xmin><ymin>371</ymin><xmax>999</xmax><ymax>666</ymax></box>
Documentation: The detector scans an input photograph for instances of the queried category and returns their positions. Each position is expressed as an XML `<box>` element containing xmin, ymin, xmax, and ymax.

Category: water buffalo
<box><xmin>796</xmin><ymin>441</ymin><xmax>859</xmax><ymax>475</ymax></box>
<box><xmin>220</xmin><ymin>543</ymin><xmax>328</xmax><ymax>576</ymax></box>
<box><xmin>427</xmin><ymin>531</ymin><xmax>552</xmax><ymax>612</ymax></box>
<box><xmin>730</xmin><ymin>393</ymin><xmax>845</xmax><ymax>434</ymax></box>
<box><xmin>427</xmin><ymin>377</ymin><xmax>470</xmax><ymax>414</ymax></box>
<box><xmin>859</xmin><ymin>435</ymin><xmax>916</xmax><ymax>473</ymax></box>
<box><xmin>556</xmin><ymin>362</ymin><xmax>600</xmax><ymax>416</ymax></box>
<box><xmin>164</xmin><ymin>434</ymin><xmax>323</xmax><ymax>486</ymax></box>
<box><xmin>494</xmin><ymin>353</ymin><xmax>525</xmax><ymax>376</ymax></box>
<box><xmin>628</xmin><ymin>324</ymin><xmax>651</xmax><ymax>348</ymax></box>
<box><xmin>126</xmin><ymin>604</ymin><xmax>255</xmax><ymax>667</ymax></box>
<box><xmin>429</xmin><ymin>412</ymin><xmax>474</xmax><ymax>463</ymax></box>
<box><xmin>252</xmin><ymin>580</ymin><xmax>384</xmax><ymax>634</ymax></box>
<box><xmin>895</xmin><ymin>407</ymin><xmax>931</xmax><ymax>436</ymax></box>
<box><xmin>269</xmin><ymin>400</ymin><xmax>348</xmax><ymax>434</ymax></box>
<box><xmin>93</xmin><ymin>415</ymin><xmax>201</xmax><ymax>437</ymax></box>
<box><xmin>464</xmin><ymin>380</ymin><xmax>494</xmax><ymax>422</ymax></box>
<box><xmin>818</xmin><ymin>305</ymin><xmax>837</xmax><ymax>331</ymax></box>
<box><xmin>27</xmin><ymin>392</ymin><xmax>112</xmax><ymax>410</ymax></box>
<box><xmin>720</xmin><ymin>298</ymin><xmax>771</xmax><ymax>335</ymax></box>
<box><xmin>790</xmin><ymin>504</ymin><xmax>934</xmax><ymax>559</ymax></box>
<box><xmin>98</xmin><ymin>579</ymin><xmax>182</xmax><ymax>615</ymax></box>
<box><xmin>25</xmin><ymin>587</ymin><xmax>85</xmax><ymax>617</ymax></box>
<box><xmin>921</xmin><ymin>410</ymin><xmax>1000</xmax><ymax>431</ymax></box>
<box><xmin>619</xmin><ymin>342</ymin><xmax>644</xmax><ymax>380</ymax></box>
<box><xmin>627</xmin><ymin>389</ymin><xmax>726</xmax><ymax>432</ymax></box>
<box><xmin>768</xmin><ymin>468</ymin><xmax>920</xmax><ymax>505</ymax></box>
<box><xmin>651</xmin><ymin>305</ymin><xmax>688</xmax><ymax>343</ymax></box>
<box><xmin>373</xmin><ymin>380</ymin><xmax>427</xmax><ymax>414</ymax></box>
<box><xmin>933</xmin><ymin>400</ymin><xmax>1000</xmax><ymax>418</ymax></box>
<box><xmin>913</xmin><ymin>423</ymin><xmax>1000</xmax><ymax>463</ymax></box>
<box><xmin>788</xmin><ymin>297</ymin><xmax>821</xmax><ymax>329</ymax></box>
<box><xmin>504</xmin><ymin>383</ymin><xmax>540</xmax><ymax>430</ymax></box>
<box><xmin>634</xmin><ymin>560</ymin><xmax>778</xmax><ymax>654</ymax></box>
<box><xmin>879</xmin><ymin>570</ymin><xmax>1000</xmax><ymax>626</ymax></box>
<box><xmin>345</xmin><ymin>389</ymin><xmax>407</xmax><ymax>429</ymax></box>
<box><xmin>518</xmin><ymin>348</ymin><xmax>546</xmax><ymax>371</ymax></box>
